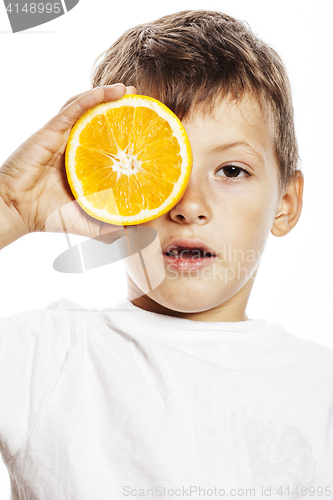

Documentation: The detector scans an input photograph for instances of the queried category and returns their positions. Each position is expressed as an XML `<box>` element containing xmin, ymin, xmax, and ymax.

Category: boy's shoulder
<box><xmin>0</xmin><ymin>297</ymin><xmax>83</xmax><ymax>321</ymax></box>
<box><xmin>0</xmin><ymin>298</ymin><xmax>73</xmax><ymax>347</ymax></box>
<box><xmin>276</xmin><ymin>324</ymin><xmax>333</xmax><ymax>372</ymax></box>
<box><xmin>0</xmin><ymin>298</ymin><xmax>74</xmax><ymax>462</ymax></box>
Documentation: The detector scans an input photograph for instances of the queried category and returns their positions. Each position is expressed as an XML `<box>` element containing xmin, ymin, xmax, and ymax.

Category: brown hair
<box><xmin>91</xmin><ymin>10</ymin><xmax>299</xmax><ymax>193</ymax></box>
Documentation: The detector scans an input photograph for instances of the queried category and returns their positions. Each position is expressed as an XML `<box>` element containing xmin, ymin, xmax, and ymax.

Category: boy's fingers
<box><xmin>58</xmin><ymin>85</ymin><xmax>136</xmax><ymax>113</ymax></box>
<box><xmin>59</xmin><ymin>91</ymin><xmax>90</xmax><ymax>112</ymax></box>
<box><xmin>47</xmin><ymin>83</ymin><xmax>126</xmax><ymax>135</ymax></box>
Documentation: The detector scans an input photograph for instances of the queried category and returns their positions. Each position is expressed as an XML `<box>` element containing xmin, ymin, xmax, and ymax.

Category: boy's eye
<box><xmin>216</xmin><ymin>165</ymin><xmax>249</xmax><ymax>179</ymax></box>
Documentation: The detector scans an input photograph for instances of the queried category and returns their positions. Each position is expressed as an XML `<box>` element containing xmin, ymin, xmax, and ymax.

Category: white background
<box><xmin>0</xmin><ymin>0</ymin><xmax>332</xmax><ymax>496</ymax></box>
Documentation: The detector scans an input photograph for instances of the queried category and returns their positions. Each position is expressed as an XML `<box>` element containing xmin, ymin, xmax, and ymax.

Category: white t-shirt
<box><xmin>0</xmin><ymin>298</ymin><xmax>332</xmax><ymax>500</ymax></box>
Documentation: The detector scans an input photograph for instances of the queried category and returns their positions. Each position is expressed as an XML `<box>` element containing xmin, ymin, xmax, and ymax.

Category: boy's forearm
<box><xmin>0</xmin><ymin>187</ymin><xmax>28</xmax><ymax>250</ymax></box>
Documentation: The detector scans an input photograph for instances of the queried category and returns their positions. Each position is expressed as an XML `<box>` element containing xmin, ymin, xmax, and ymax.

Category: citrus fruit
<box><xmin>65</xmin><ymin>94</ymin><xmax>192</xmax><ymax>226</ymax></box>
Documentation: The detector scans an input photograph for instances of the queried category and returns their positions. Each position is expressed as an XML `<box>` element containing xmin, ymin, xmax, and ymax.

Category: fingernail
<box><xmin>105</xmin><ymin>83</ymin><xmax>124</xmax><ymax>90</ymax></box>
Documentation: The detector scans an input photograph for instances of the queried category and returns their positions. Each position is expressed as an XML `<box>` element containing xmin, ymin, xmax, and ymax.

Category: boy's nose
<box><xmin>169</xmin><ymin>177</ymin><xmax>211</xmax><ymax>224</ymax></box>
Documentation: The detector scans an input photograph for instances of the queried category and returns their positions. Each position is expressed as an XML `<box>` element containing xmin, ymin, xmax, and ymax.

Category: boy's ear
<box><xmin>271</xmin><ymin>170</ymin><xmax>304</xmax><ymax>237</ymax></box>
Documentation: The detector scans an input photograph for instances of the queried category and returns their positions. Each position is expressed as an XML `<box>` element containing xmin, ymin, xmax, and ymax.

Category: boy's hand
<box><xmin>0</xmin><ymin>83</ymin><xmax>137</xmax><ymax>247</ymax></box>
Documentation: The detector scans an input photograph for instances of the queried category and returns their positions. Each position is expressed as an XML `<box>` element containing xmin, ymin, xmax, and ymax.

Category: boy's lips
<box><xmin>162</xmin><ymin>238</ymin><xmax>216</xmax><ymax>272</ymax></box>
<box><xmin>162</xmin><ymin>238</ymin><xmax>216</xmax><ymax>257</ymax></box>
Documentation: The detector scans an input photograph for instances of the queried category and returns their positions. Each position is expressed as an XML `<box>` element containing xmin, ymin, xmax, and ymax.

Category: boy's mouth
<box><xmin>162</xmin><ymin>238</ymin><xmax>216</xmax><ymax>271</ymax></box>
<box><xmin>163</xmin><ymin>238</ymin><xmax>216</xmax><ymax>258</ymax></box>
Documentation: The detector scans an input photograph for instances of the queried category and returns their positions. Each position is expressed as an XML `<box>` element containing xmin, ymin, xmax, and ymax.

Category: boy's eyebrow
<box><xmin>211</xmin><ymin>141</ymin><xmax>264</xmax><ymax>163</ymax></box>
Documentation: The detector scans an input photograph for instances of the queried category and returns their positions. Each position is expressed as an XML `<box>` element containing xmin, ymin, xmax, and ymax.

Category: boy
<box><xmin>0</xmin><ymin>9</ymin><xmax>332</xmax><ymax>500</ymax></box>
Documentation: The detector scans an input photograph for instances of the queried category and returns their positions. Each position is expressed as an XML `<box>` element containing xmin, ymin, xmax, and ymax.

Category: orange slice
<box><xmin>65</xmin><ymin>94</ymin><xmax>192</xmax><ymax>225</ymax></box>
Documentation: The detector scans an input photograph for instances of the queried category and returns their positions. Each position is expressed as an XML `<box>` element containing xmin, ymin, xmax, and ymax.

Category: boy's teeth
<box><xmin>167</xmin><ymin>248</ymin><xmax>212</xmax><ymax>258</ymax></box>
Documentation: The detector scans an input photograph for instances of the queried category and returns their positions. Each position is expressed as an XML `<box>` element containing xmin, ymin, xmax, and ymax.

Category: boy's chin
<box><xmin>127</xmin><ymin>281</ymin><xmax>233</xmax><ymax>315</ymax></box>
<box><xmin>125</xmin><ymin>269</ymin><xmax>255</xmax><ymax>317</ymax></box>
<box><xmin>157</xmin><ymin>290</ymin><xmax>237</xmax><ymax>315</ymax></box>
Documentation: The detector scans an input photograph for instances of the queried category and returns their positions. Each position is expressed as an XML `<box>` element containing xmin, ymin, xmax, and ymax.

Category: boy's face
<box><xmin>124</xmin><ymin>92</ymin><xmax>282</xmax><ymax>320</ymax></box>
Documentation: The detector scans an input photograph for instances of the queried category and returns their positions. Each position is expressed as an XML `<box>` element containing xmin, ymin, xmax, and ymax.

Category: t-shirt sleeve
<box><xmin>0</xmin><ymin>301</ymin><xmax>72</xmax><ymax>463</ymax></box>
